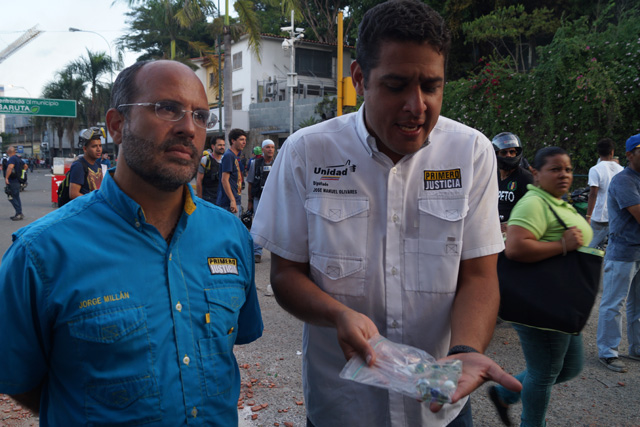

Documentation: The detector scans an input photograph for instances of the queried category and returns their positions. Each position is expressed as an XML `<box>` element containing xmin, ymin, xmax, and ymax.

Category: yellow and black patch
<box><xmin>208</xmin><ymin>257</ymin><xmax>239</xmax><ymax>275</ymax></box>
<box><xmin>423</xmin><ymin>169</ymin><xmax>462</xmax><ymax>190</ymax></box>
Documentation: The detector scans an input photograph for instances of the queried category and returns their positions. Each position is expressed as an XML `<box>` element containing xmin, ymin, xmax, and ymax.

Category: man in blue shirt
<box><xmin>3</xmin><ymin>146</ymin><xmax>25</xmax><ymax>220</ymax></box>
<box><xmin>0</xmin><ymin>60</ymin><xmax>263</xmax><ymax>425</ymax></box>
<box><xmin>597</xmin><ymin>133</ymin><xmax>640</xmax><ymax>373</ymax></box>
<box><xmin>217</xmin><ymin>128</ymin><xmax>246</xmax><ymax>215</ymax></box>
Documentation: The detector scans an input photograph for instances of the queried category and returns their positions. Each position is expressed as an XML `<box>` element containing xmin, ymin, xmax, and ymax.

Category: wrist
<box><xmin>447</xmin><ymin>345</ymin><xmax>480</xmax><ymax>356</ymax></box>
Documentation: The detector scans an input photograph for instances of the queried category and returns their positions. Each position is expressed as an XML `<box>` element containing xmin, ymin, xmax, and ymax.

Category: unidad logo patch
<box><xmin>208</xmin><ymin>257</ymin><xmax>239</xmax><ymax>275</ymax></box>
<box><xmin>313</xmin><ymin>160</ymin><xmax>356</xmax><ymax>181</ymax></box>
<box><xmin>423</xmin><ymin>169</ymin><xmax>462</xmax><ymax>190</ymax></box>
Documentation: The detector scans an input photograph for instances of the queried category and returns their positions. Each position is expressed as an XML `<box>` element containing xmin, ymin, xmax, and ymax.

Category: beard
<box><xmin>121</xmin><ymin>124</ymin><xmax>200</xmax><ymax>192</ymax></box>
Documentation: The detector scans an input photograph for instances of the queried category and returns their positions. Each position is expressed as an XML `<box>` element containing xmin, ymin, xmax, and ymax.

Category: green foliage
<box><xmin>298</xmin><ymin>116</ymin><xmax>320</xmax><ymax>128</ymax></box>
<box><xmin>462</xmin><ymin>4</ymin><xmax>559</xmax><ymax>72</ymax></box>
<box><xmin>443</xmin><ymin>7</ymin><xmax>640</xmax><ymax>175</ymax></box>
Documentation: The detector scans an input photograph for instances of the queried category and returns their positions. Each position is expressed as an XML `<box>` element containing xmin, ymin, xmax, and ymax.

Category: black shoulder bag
<box><xmin>497</xmin><ymin>198</ymin><xmax>603</xmax><ymax>334</ymax></box>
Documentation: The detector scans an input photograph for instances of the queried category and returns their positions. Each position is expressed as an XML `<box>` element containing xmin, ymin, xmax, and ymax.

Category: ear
<box><xmin>106</xmin><ymin>108</ymin><xmax>125</xmax><ymax>146</ymax></box>
<box><xmin>350</xmin><ymin>61</ymin><xmax>365</xmax><ymax>96</ymax></box>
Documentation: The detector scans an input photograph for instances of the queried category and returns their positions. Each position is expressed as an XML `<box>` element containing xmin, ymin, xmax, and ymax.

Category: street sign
<box><xmin>0</xmin><ymin>97</ymin><xmax>76</xmax><ymax>118</ymax></box>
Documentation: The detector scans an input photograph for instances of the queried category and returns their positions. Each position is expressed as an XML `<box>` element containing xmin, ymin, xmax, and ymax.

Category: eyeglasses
<box><xmin>117</xmin><ymin>101</ymin><xmax>218</xmax><ymax>129</ymax></box>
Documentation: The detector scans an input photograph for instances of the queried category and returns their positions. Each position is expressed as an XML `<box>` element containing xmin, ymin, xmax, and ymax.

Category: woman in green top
<box><xmin>488</xmin><ymin>147</ymin><xmax>592</xmax><ymax>426</ymax></box>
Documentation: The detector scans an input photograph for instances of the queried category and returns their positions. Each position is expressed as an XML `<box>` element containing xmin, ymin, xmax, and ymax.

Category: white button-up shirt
<box><xmin>252</xmin><ymin>106</ymin><xmax>503</xmax><ymax>426</ymax></box>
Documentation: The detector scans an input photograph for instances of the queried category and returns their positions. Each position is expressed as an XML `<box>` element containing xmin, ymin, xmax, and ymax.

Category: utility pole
<box><xmin>281</xmin><ymin>11</ymin><xmax>304</xmax><ymax>135</ymax></box>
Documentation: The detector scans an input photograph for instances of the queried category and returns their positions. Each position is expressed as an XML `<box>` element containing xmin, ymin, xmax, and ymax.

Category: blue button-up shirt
<box><xmin>0</xmin><ymin>172</ymin><xmax>263</xmax><ymax>425</ymax></box>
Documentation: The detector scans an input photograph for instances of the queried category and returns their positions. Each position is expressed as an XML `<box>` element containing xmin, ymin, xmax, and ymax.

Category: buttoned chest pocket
<box><xmin>199</xmin><ymin>286</ymin><xmax>245</xmax><ymax>396</ymax></box>
<box><xmin>404</xmin><ymin>197</ymin><xmax>468</xmax><ymax>293</ymax></box>
<box><xmin>67</xmin><ymin>307</ymin><xmax>161</xmax><ymax>425</ymax></box>
<box><xmin>305</xmin><ymin>196</ymin><xmax>369</xmax><ymax>297</ymax></box>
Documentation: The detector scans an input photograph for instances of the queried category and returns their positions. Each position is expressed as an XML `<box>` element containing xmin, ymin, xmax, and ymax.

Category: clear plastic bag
<box><xmin>339</xmin><ymin>334</ymin><xmax>462</xmax><ymax>404</ymax></box>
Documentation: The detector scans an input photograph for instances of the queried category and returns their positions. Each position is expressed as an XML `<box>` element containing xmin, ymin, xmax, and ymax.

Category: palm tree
<box><xmin>42</xmin><ymin>69</ymin><xmax>86</xmax><ymax>156</ymax></box>
<box><xmin>120</xmin><ymin>0</ymin><xmax>215</xmax><ymax>60</ymax></box>
<box><xmin>66</xmin><ymin>49</ymin><xmax>117</xmax><ymax>126</ymax></box>
<box><xmin>219</xmin><ymin>0</ymin><xmax>262</xmax><ymax>135</ymax></box>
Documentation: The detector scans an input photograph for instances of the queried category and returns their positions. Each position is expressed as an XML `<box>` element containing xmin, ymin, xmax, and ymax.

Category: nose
<box><xmin>403</xmin><ymin>86</ymin><xmax>427</xmax><ymax>117</ymax></box>
<box><xmin>174</xmin><ymin>111</ymin><xmax>198</xmax><ymax>138</ymax></box>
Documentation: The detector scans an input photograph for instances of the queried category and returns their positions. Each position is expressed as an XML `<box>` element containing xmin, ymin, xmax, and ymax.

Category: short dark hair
<box><xmin>596</xmin><ymin>138</ymin><xmax>615</xmax><ymax>157</ymax></box>
<box><xmin>110</xmin><ymin>60</ymin><xmax>153</xmax><ymax>111</ymax></box>
<box><xmin>228</xmin><ymin>128</ymin><xmax>247</xmax><ymax>142</ymax></box>
<box><xmin>356</xmin><ymin>0</ymin><xmax>451</xmax><ymax>84</ymax></box>
<box><xmin>533</xmin><ymin>146</ymin><xmax>568</xmax><ymax>170</ymax></box>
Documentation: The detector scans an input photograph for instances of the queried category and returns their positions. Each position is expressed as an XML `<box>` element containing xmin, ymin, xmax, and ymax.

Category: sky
<box><xmin>0</xmin><ymin>0</ymin><xmax>231</xmax><ymax>99</ymax></box>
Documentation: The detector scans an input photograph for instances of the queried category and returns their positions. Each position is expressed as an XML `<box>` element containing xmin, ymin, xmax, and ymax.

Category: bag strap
<box><xmin>539</xmin><ymin>196</ymin><xmax>569</xmax><ymax>230</ymax></box>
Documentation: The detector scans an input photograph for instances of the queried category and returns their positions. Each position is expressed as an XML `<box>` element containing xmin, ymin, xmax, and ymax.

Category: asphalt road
<box><xmin>2</xmin><ymin>171</ymin><xmax>640</xmax><ymax>426</ymax></box>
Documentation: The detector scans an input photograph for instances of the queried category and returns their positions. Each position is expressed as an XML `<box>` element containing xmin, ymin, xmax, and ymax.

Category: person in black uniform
<box><xmin>493</xmin><ymin>132</ymin><xmax>533</xmax><ymax>233</ymax></box>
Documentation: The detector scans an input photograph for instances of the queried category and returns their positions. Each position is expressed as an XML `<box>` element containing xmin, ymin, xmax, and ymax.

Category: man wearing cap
<box><xmin>69</xmin><ymin>128</ymin><xmax>104</xmax><ymax>200</ymax></box>
<box><xmin>597</xmin><ymin>133</ymin><xmax>640</xmax><ymax>373</ymax></box>
<box><xmin>247</xmin><ymin>139</ymin><xmax>275</xmax><ymax>263</ymax></box>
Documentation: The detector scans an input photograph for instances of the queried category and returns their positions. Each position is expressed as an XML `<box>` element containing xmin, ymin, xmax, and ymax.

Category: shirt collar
<box><xmin>354</xmin><ymin>103</ymin><xmax>431</xmax><ymax>160</ymax></box>
<box><xmin>526</xmin><ymin>184</ymin><xmax>573</xmax><ymax>208</ymax></box>
<box><xmin>101</xmin><ymin>171</ymin><xmax>197</xmax><ymax>228</ymax></box>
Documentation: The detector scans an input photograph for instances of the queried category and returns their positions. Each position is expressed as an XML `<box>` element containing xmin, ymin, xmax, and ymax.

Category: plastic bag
<box><xmin>339</xmin><ymin>334</ymin><xmax>462</xmax><ymax>404</ymax></box>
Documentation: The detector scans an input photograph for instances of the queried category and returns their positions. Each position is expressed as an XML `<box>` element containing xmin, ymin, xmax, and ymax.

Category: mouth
<box><xmin>166</xmin><ymin>144</ymin><xmax>195</xmax><ymax>161</ymax></box>
<box><xmin>397</xmin><ymin>123</ymin><xmax>423</xmax><ymax>134</ymax></box>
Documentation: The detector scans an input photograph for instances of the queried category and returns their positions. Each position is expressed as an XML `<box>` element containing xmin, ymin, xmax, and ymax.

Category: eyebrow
<box><xmin>379</xmin><ymin>74</ymin><xmax>444</xmax><ymax>84</ymax></box>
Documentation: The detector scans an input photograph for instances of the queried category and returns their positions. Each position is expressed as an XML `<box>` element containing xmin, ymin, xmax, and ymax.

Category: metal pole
<box><xmin>337</xmin><ymin>11</ymin><xmax>343</xmax><ymax>116</ymax></box>
<box><xmin>289</xmin><ymin>9</ymin><xmax>295</xmax><ymax>135</ymax></box>
<box><xmin>218</xmin><ymin>0</ymin><xmax>223</xmax><ymax>135</ymax></box>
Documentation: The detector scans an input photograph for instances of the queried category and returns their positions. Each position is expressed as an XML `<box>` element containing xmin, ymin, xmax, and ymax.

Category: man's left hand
<box><xmin>429</xmin><ymin>352</ymin><xmax>522</xmax><ymax>413</ymax></box>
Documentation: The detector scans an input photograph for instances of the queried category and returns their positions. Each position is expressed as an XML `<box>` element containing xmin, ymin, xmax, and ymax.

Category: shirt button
<box><xmin>392</xmin><ymin>214</ymin><xmax>399</xmax><ymax>223</ymax></box>
<box><xmin>175</xmin><ymin>302</ymin><xmax>182</xmax><ymax>312</ymax></box>
<box><xmin>183</xmin><ymin>355</ymin><xmax>190</xmax><ymax>366</ymax></box>
<box><xmin>391</xmin><ymin>320</ymin><xmax>399</xmax><ymax>328</ymax></box>
<box><xmin>191</xmin><ymin>407</ymin><xmax>198</xmax><ymax>418</ymax></box>
<box><xmin>391</xmin><ymin>167</ymin><xmax>397</xmax><ymax>174</ymax></box>
<box><xmin>391</xmin><ymin>267</ymin><xmax>398</xmax><ymax>276</ymax></box>
<box><xmin>134</xmin><ymin>220</ymin><xmax>141</xmax><ymax>228</ymax></box>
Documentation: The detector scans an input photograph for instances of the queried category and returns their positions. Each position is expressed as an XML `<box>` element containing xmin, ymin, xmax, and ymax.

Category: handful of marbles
<box><xmin>339</xmin><ymin>334</ymin><xmax>462</xmax><ymax>404</ymax></box>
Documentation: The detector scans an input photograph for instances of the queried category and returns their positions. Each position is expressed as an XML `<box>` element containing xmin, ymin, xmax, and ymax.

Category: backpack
<box><xmin>57</xmin><ymin>158</ymin><xmax>89</xmax><ymax>207</ymax></box>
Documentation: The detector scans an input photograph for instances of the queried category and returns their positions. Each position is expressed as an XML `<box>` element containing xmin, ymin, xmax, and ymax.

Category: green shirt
<box><xmin>509</xmin><ymin>184</ymin><xmax>593</xmax><ymax>245</ymax></box>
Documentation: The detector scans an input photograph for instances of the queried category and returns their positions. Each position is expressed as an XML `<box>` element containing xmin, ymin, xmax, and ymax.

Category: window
<box><xmin>296</xmin><ymin>49</ymin><xmax>332</xmax><ymax>78</ymax></box>
<box><xmin>232</xmin><ymin>94</ymin><xmax>242</xmax><ymax>110</ymax></box>
<box><xmin>209</xmin><ymin>72</ymin><xmax>215</xmax><ymax>87</ymax></box>
<box><xmin>233</xmin><ymin>52</ymin><xmax>242</xmax><ymax>70</ymax></box>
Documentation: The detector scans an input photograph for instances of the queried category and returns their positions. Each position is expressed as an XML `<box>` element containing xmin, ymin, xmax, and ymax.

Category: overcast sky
<box><xmin>0</xmin><ymin>0</ymin><xmax>230</xmax><ymax>99</ymax></box>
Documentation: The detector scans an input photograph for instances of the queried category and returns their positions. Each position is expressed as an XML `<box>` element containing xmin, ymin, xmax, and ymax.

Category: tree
<box><xmin>42</xmin><ymin>69</ymin><xmax>86</xmax><ymax>156</ymax></box>
<box><xmin>462</xmin><ymin>5</ymin><xmax>560</xmax><ymax>72</ymax></box>
<box><xmin>220</xmin><ymin>0</ymin><xmax>262</xmax><ymax>135</ymax></box>
<box><xmin>118</xmin><ymin>0</ymin><xmax>216</xmax><ymax>62</ymax></box>
<box><xmin>67</xmin><ymin>49</ymin><xmax>118</xmax><ymax>126</ymax></box>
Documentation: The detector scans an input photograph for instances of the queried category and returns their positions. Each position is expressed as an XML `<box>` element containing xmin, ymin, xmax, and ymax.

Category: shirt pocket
<box><xmin>309</xmin><ymin>252</ymin><xmax>366</xmax><ymax>297</ymax></box>
<box><xmin>67</xmin><ymin>307</ymin><xmax>161</xmax><ymax>425</ymax></box>
<box><xmin>200</xmin><ymin>285</ymin><xmax>245</xmax><ymax>396</ymax></box>
<box><xmin>304</xmin><ymin>196</ymin><xmax>369</xmax><ymax>259</ymax></box>
<box><xmin>404</xmin><ymin>197</ymin><xmax>468</xmax><ymax>293</ymax></box>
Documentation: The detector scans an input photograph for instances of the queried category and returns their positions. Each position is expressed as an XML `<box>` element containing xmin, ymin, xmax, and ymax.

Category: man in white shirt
<box><xmin>250</xmin><ymin>1</ymin><xmax>520</xmax><ymax>426</ymax></box>
<box><xmin>586</xmin><ymin>138</ymin><xmax>624</xmax><ymax>248</ymax></box>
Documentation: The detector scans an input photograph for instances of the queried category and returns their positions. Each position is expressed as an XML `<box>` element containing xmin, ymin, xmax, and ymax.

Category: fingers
<box><xmin>336</xmin><ymin>310</ymin><xmax>379</xmax><ymax>366</ymax></box>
